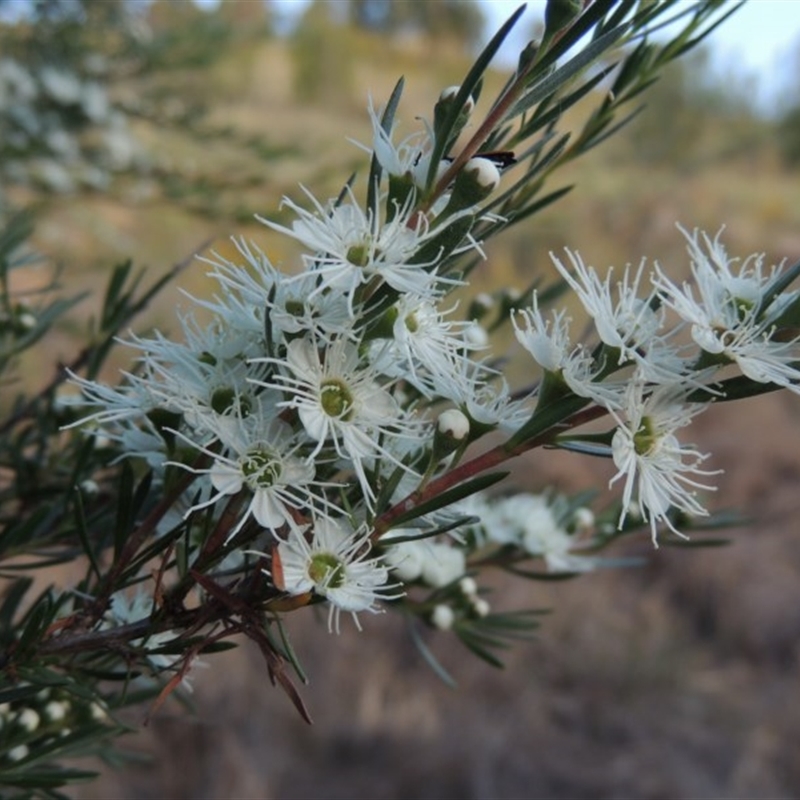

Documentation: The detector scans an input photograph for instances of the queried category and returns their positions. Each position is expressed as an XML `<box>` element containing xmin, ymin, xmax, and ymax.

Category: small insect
<box><xmin>474</xmin><ymin>150</ymin><xmax>517</xmax><ymax>170</ymax></box>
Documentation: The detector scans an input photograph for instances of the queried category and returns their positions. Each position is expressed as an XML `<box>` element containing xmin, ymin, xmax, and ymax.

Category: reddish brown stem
<box><xmin>372</xmin><ymin>403</ymin><xmax>609</xmax><ymax>538</ymax></box>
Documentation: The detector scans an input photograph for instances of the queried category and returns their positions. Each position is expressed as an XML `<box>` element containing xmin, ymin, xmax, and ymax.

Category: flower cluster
<box><xmin>0</xmin><ymin>687</ymin><xmax>111</xmax><ymax>766</ymax></box>
<box><xmin>69</xmin><ymin>86</ymin><xmax>800</xmax><ymax>643</ymax></box>
<box><xmin>514</xmin><ymin>227</ymin><xmax>800</xmax><ymax>542</ymax></box>
<box><xmin>69</xmin><ymin>86</ymin><xmax>524</xmax><ymax>631</ymax></box>
<box><xmin>0</xmin><ymin>56</ymin><xmax>144</xmax><ymax>193</ymax></box>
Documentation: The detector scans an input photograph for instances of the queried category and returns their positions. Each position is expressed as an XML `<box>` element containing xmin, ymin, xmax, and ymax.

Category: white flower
<box><xmin>420</xmin><ymin>541</ymin><xmax>466</xmax><ymax>587</ymax></box>
<box><xmin>478</xmin><ymin>493</ymin><xmax>597</xmax><ymax>572</ymax></box>
<box><xmin>609</xmin><ymin>380</ymin><xmax>720</xmax><ymax>544</ymax></box>
<box><xmin>261</xmin><ymin>336</ymin><xmax>422</xmax><ymax>505</ymax></box>
<box><xmin>197</xmin><ymin>238</ymin><xmax>352</xmax><ymax>342</ymax></box>
<box><xmin>513</xmin><ymin>296</ymin><xmax>626</xmax><ymax>408</ymax></box>
<box><xmin>121</xmin><ymin>316</ymin><xmax>270</xmax><ymax>436</ymax></box>
<box><xmin>369</xmin><ymin>293</ymin><xmax>482</xmax><ymax>396</ymax></box>
<box><xmin>274</xmin><ymin>517</ymin><xmax>399</xmax><ymax>632</ymax></box>
<box><xmin>381</xmin><ymin>537</ymin><xmax>427</xmax><ymax>581</ymax></box>
<box><xmin>360</xmin><ymin>96</ymin><xmax>440</xmax><ymax>188</ymax></box>
<box><xmin>381</xmin><ymin>536</ymin><xmax>465</xmax><ymax>587</ymax></box>
<box><xmin>105</xmin><ymin>590</ymin><xmax>203</xmax><ymax>690</ymax></box>
<box><xmin>655</xmin><ymin>227</ymin><xmax>800</xmax><ymax>394</ymax></box>
<box><xmin>551</xmin><ymin>250</ymin><xmax>686</xmax><ymax>383</ymax></box>
<box><xmin>433</xmin><ymin>356</ymin><xmax>530</xmax><ymax>432</ymax></box>
<box><xmin>172</xmin><ymin>414</ymin><xmax>322</xmax><ymax>540</ymax></box>
<box><xmin>471</xmin><ymin>597</ymin><xmax>490</xmax><ymax>618</ymax></box>
<box><xmin>257</xmin><ymin>186</ymin><xmax>464</xmax><ymax>309</ymax></box>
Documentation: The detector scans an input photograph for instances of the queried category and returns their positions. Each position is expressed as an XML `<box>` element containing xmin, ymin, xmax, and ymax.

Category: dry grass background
<box><xmin>8</xmin><ymin>18</ymin><xmax>800</xmax><ymax>799</ymax></box>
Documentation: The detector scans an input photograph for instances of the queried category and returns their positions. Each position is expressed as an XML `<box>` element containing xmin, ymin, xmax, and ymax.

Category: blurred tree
<box><xmin>776</xmin><ymin>105</ymin><xmax>800</xmax><ymax>168</ymax></box>
<box><xmin>290</xmin><ymin>0</ymin><xmax>355</xmax><ymax>106</ymax></box>
<box><xmin>775</xmin><ymin>34</ymin><xmax>800</xmax><ymax>169</ymax></box>
<box><xmin>623</xmin><ymin>47</ymin><xmax>761</xmax><ymax>169</ymax></box>
<box><xmin>348</xmin><ymin>0</ymin><xmax>485</xmax><ymax>50</ymax></box>
<box><xmin>216</xmin><ymin>0</ymin><xmax>272</xmax><ymax>33</ymax></box>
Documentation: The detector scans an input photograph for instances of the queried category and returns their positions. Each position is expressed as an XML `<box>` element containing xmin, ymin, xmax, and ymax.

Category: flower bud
<box><xmin>464</xmin><ymin>321</ymin><xmax>488</xmax><ymax>349</ymax></box>
<box><xmin>573</xmin><ymin>506</ymin><xmax>595</xmax><ymax>532</ymax></box>
<box><xmin>439</xmin><ymin>85</ymin><xmax>475</xmax><ymax>117</ymax></box>
<box><xmin>431</xmin><ymin>603</ymin><xmax>455</xmax><ymax>630</ymax></box>
<box><xmin>438</xmin><ymin>409</ymin><xmax>470</xmax><ymax>441</ymax></box>
<box><xmin>459</xmin><ymin>576</ymin><xmax>478</xmax><ymax>598</ymax></box>
<box><xmin>439</xmin><ymin>157</ymin><xmax>501</xmax><ymax>218</ymax></box>
<box><xmin>17</xmin><ymin>708</ymin><xmax>40</xmax><ymax>732</ymax></box>
<box><xmin>79</xmin><ymin>479</ymin><xmax>100</xmax><ymax>497</ymax></box>
<box><xmin>471</xmin><ymin>597</ymin><xmax>490</xmax><ymax>618</ymax></box>
<box><xmin>44</xmin><ymin>701</ymin><xmax>68</xmax><ymax>722</ymax></box>
<box><xmin>8</xmin><ymin>744</ymin><xmax>29</xmax><ymax>762</ymax></box>
<box><xmin>434</xmin><ymin>85</ymin><xmax>475</xmax><ymax>145</ymax></box>
<box><xmin>17</xmin><ymin>310</ymin><xmax>36</xmax><ymax>332</ymax></box>
<box><xmin>433</xmin><ymin>409</ymin><xmax>470</xmax><ymax>462</ymax></box>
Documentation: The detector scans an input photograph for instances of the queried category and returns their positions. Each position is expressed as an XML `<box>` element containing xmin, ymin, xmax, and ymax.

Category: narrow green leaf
<box><xmin>367</xmin><ymin>76</ymin><xmax>404</xmax><ymax>216</ymax></box>
<box><xmin>505</xmin><ymin>394</ymin><xmax>589</xmax><ymax>451</ymax></box>
<box><xmin>113</xmin><ymin>461</ymin><xmax>136</xmax><ymax>560</ymax></box>
<box><xmin>507</xmin><ymin>25</ymin><xmax>629</xmax><ymax>120</ymax></box>
<box><xmin>408</xmin><ymin>619</ymin><xmax>457</xmax><ymax>688</ymax></box>
<box><xmin>73</xmin><ymin>490</ymin><xmax>102</xmax><ymax>582</ymax></box>
<box><xmin>388</xmin><ymin>471</ymin><xmax>509</xmax><ymax>529</ymax></box>
<box><xmin>425</xmin><ymin>4</ymin><xmax>527</xmax><ymax>189</ymax></box>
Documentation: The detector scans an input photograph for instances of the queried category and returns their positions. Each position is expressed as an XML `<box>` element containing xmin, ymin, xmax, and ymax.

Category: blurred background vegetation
<box><xmin>2</xmin><ymin>1</ymin><xmax>800</xmax><ymax>797</ymax></box>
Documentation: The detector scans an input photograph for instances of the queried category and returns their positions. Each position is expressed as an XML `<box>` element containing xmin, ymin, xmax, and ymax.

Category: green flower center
<box><xmin>320</xmin><ymin>379</ymin><xmax>354</xmax><ymax>419</ymax></box>
<box><xmin>241</xmin><ymin>447</ymin><xmax>282</xmax><ymax>488</ymax></box>
<box><xmin>211</xmin><ymin>387</ymin><xmax>251</xmax><ymax>417</ymax></box>
<box><xmin>285</xmin><ymin>299</ymin><xmax>305</xmax><ymax>317</ymax></box>
<box><xmin>308</xmin><ymin>552</ymin><xmax>345</xmax><ymax>589</ymax></box>
<box><xmin>404</xmin><ymin>311</ymin><xmax>419</xmax><ymax>333</ymax></box>
<box><xmin>632</xmin><ymin>417</ymin><xmax>657</xmax><ymax>456</ymax></box>
<box><xmin>346</xmin><ymin>243</ymin><xmax>370</xmax><ymax>267</ymax></box>
<box><xmin>727</xmin><ymin>292</ymin><xmax>756</xmax><ymax>322</ymax></box>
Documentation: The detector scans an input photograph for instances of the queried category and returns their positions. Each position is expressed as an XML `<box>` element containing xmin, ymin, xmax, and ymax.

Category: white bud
<box><xmin>472</xmin><ymin>597</ymin><xmax>491</xmax><ymax>618</ymax></box>
<box><xmin>18</xmin><ymin>312</ymin><xmax>36</xmax><ymax>331</ymax></box>
<box><xmin>8</xmin><ymin>744</ymin><xmax>29</xmax><ymax>762</ymax></box>
<box><xmin>464</xmin><ymin>157</ymin><xmax>500</xmax><ymax>192</ymax></box>
<box><xmin>431</xmin><ymin>603</ymin><xmax>455</xmax><ymax>630</ymax></box>
<box><xmin>79</xmin><ymin>479</ymin><xmax>100</xmax><ymax>496</ymax></box>
<box><xmin>573</xmin><ymin>507</ymin><xmax>595</xmax><ymax>531</ymax></box>
<box><xmin>44</xmin><ymin>701</ymin><xmax>68</xmax><ymax>722</ymax></box>
<box><xmin>464</xmin><ymin>322</ymin><xmax>488</xmax><ymax>348</ymax></box>
<box><xmin>18</xmin><ymin>708</ymin><xmax>40</xmax><ymax>732</ymax></box>
<box><xmin>438</xmin><ymin>409</ymin><xmax>470</xmax><ymax>441</ymax></box>
<box><xmin>440</xmin><ymin>85</ymin><xmax>474</xmax><ymax>115</ymax></box>
<box><xmin>459</xmin><ymin>576</ymin><xmax>478</xmax><ymax>597</ymax></box>
<box><xmin>440</xmin><ymin>85</ymin><xmax>460</xmax><ymax>101</ymax></box>
<box><xmin>475</xmin><ymin>293</ymin><xmax>493</xmax><ymax>310</ymax></box>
